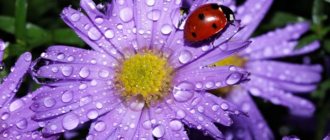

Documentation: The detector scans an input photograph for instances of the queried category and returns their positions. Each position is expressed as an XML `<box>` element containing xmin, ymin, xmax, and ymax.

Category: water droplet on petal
<box><xmin>87</xmin><ymin>110</ymin><xmax>99</xmax><ymax>120</ymax></box>
<box><xmin>176</xmin><ymin>110</ymin><xmax>186</xmax><ymax>119</ymax></box>
<box><xmin>143</xmin><ymin>120</ymin><xmax>152</xmax><ymax>129</ymax></box>
<box><xmin>161</xmin><ymin>24</ymin><xmax>172</xmax><ymax>35</ymax></box>
<box><xmin>61</xmin><ymin>91</ymin><xmax>73</xmax><ymax>103</ymax></box>
<box><xmin>147</xmin><ymin>10</ymin><xmax>161</xmax><ymax>21</ymax></box>
<box><xmin>178</xmin><ymin>50</ymin><xmax>192</xmax><ymax>64</ymax></box>
<box><xmin>225</xmin><ymin>72</ymin><xmax>242</xmax><ymax>85</ymax></box>
<box><xmin>88</xmin><ymin>27</ymin><xmax>102</xmax><ymax>41</ymax></box>
<box><xmin>16</xmin><ymin>118</ymin><xmax>28</xmax><ymax>129</ymax></box>
<box><xmin>104</xmin><ymin>29</ymin><xmax>115</xmax><ymax>39</ymax></box>
<box><xmin>57</xmin><ymin>53</ymin><xmax>65</xmax><ymax>60</ymax></box>
<box><xmin>129</xmin><ymin>100</ymin><xmax>145</xmax><ymax>111</ymax></box>
<box><xmin>98</xmin><ymin>69</ymin><xmax>110</xmax><ymax>78</ymax></box>
<box><xmin>70</xmin><ymin>13</ymin><xmax>81</xmax><ymax>22</ymax></box>
<box><xmin>24</xmin><ymin>53</ymin><xmax>32</xmax><ymax>61</ymax></box>
<box><xmin>43</xmin><ymin>97</ymin><xmax>56</xmax><ymax>107</ymax></box>
<box><xmin>9</xmin><ymin>99</ymin><xmax>24</xmax><ymax>112</ymax></box>
<box><xmin>212</xmin><ymin>105</ymin><xmax>220</xmax><ymax>111</ymax></box>
<box><xmin>173</xmin><ymin>90</ymin><xmax>193</xmax><ymax>102</ymax></box>
<box><xmin>79</xmin><ymin>67</ymin><xmax>90</xmax><ymax>78</ymax></box>
<box><xmin>61</xmin><ymin>66</ymin><xmax>73</xmax><ymax>77</ymax></box>
<box><xmin>119</xmin><ymin>7</ymin><xmax>133</xmax><ymax>22</ymax></box>
<box><xmin>1</xmin><ymin>112</ymin><xmax>9</xmax><ymax>120</ymax></box>
<box><xmin>94</xmin><ymin>17</ymin><xmax>104</xmax><ymax>24</ymax></box>
<box><xmin>62</xmin><ymin>114</ymin><xmax>79</xmax><ymax>130</ymax></box>
<box><xmin>220</xmin><ymin>103</ymin><xmax>229</xmax><ymax>110</ymax></box>
<box><xmin>169</xmin><ymin>120</ymin><xmax>183</xmax><ymax>131</ymax></box>
<box><xmin>94</xmin><ymin>121</ymin><xmax>106</xmax><ymax>132</ymax></box>
<box><xmin>152</xmin><ymin>125</ymin><xmax>165</xmax><ymax>138</ymax></box>
<box><xmin>145</xmin><ymin>0</ymin><xmax>155</xmax><ymax>6</ymax></box>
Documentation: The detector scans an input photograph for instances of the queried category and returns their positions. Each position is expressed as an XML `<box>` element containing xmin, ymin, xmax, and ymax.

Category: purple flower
<box><xmin>0</xmin><ymin>40</ymin><xmax>57</xmax><ymax>139</ymax></box>
<box><xmin>30</xmin><ymin>0</ymin><xmax>251</xmax><ymax>139</ymax></box>
<box><xmin>184</xmin><ymin>0</ymin><xmax>321</xmax><ymax>139</ymax></box>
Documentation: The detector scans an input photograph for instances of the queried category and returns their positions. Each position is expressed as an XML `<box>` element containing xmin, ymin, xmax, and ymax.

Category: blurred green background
<box><xmin>0</xmin><ymin>0</ymin><xmax>329</xmax><ymax>139</ymax></box>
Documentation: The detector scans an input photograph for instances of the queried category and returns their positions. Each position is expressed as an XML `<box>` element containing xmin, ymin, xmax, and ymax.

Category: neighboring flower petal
<box><xmin>234</xmin><ymin>0</ymin><xmax>273</xmax><ymax>40</ymax></box>
<box><xmin>246</xmin><ymin>61</ymin><xmax>322</xmax><ymax>85</ymax></box>
<box><xmin>245</xmin><ymin>76</ymin><xmax>315</xmax><ymax>116</ymax></box>
<box><xmin>225</xmin><ymin>88</ymin><xmax>274</xmax><ymax>140</ymax></box>
<box><xmin>174</xmin><ymin>66</ymin><xmax>249</xmax><ymax>90</ymax></box>
<box><xmin>0</xmin><ymin>130</ymin><xmax>58</xmax><ymax>140</ymax></box>
<box><xmin>0</xmin><ymin>52</ymin><xmax>32</xmax><ymax>107</ymax></box>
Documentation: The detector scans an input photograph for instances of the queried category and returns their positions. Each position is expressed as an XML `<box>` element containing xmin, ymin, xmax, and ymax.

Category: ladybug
<box><xmin>184</xmin><ymin>3</ymin><xmax>235</xmax><ymax>43</ymax></box>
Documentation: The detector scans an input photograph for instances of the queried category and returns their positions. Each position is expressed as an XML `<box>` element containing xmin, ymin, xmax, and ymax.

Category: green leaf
<box><xmin>324</xmin><ymin>39</ymin><xmax>330</xmax><ymax>53</ymax></box>
<box><xmin>15</xmin><ymin>0</ymin><xmax>28</xmax><ymax>43</ymax></box>
<box><xmin>51</xmin><ymin>28</ymin><xmax>84</xmax><ymax>47</ymax></box>
<box><xmin>295</xmin><ymin>34</ymin><xmax>319</xmax><ymax>49</ymax></box>
<box><xmin>0</xmin><ymin>16</ymin><xmax>51</xmax><ymax>55</ymax></box>
<box><xmin>312</xmin><ymin>79</ymin><xmax>330</xmax><ymax>99</ymax></box>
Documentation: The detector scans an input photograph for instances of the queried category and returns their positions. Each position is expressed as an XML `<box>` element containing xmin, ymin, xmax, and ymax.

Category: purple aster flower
<box><xmin>0</xmin><ymin>41</ymin><xmax>58</xmax><ymax>139</ymax></box>
<box><xmin>185</xmin><ymin>0</ymin><xmax>321</xmax><ymax>139</ymax></box>
<box><xmin>30</xmin><ymin>0</ymin><xmax>251</xmax><ymax>139</ymax></box>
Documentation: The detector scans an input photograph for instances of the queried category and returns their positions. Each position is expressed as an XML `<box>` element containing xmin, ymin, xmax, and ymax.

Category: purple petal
<box><xmin>41</xmin><ymin>45</ymin><xmax>118</xmax><ymax>67</ymax></box>
<box><xmin>80</xmin><ymin>0</ymin><xmax>137</xmax><ymax>56</ymax></box>
<box><xmin>246</xmin><ymin>60</ymin><xmax>322</xmax><ymax>84</ymax></box>
<box><xmin>174</xmin><ymin>66</ymin><xmax>249</xmax><ymax>90</ymax></box>
<box><xmin>0</xmin><ymin>40</ymin><xmax>5</xmax><ymax>64</ymax></box>
<box><xmin>132</xmin><ymin>110</ymin><xmax>153</xmax><ymax>140</ymax></box>
<box><xmin>61</xmin><ymin>7</ymin><xmax>123</xmax><ymax>59</ymax></box>
<box><xmin>0</xmin><ymin>52</ymin><xmax>32</xmax><ymax>107</ymax></box>
<box><xmin>245</xmin><ymin>76</ymin><xmax>315</xmax><ymax>116</ymax></box>
<box><xmin>234</xmin><ymin>0</ymin><xmax>273</xmax><ymax>40</ymax></box>
<box><xmin>242</xmin><ymin>22</ymin><xmax>310</xmax><ymax>55</ymax></box>
<box><xmin>282</xmin><ymin>136</ymin><xmax>300</xmax><ymax>140</ymax></box>
<box><xmin>0</xmin><ymin>130</ymin><xmax>59</xmax><ymax>140</ymax></box>
<box><xmin>41</xmin><ymin>94</ymin><xmax>120</xmax><ymax>135</ymax></box>
<box><xmin>147</xmin><ymin>102</ymin><xmax>189</xmax><ymax>139</ymax></box>
<box><xmin>35</xmin><ymin>63</ymin><xmax>114</xmax><ymax>81</ymax></box>
<box><xmin>225</xmin><ymin>88</ymin><xmax>274</xmax><ymax>140</ymax></box>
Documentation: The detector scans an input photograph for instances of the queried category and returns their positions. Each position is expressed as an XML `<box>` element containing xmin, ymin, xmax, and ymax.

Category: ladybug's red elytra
<box><xmin>184</xmin><ymin>3</ymin><xmax>235</xmax><ymax>43</ymax></box>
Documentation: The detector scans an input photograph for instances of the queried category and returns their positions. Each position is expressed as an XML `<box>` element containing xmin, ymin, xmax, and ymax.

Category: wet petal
<box><xmin>225</xmin><ymin>88</ymin><xmax>274</xmax><ymax>140</ymax></box>
<box><xmin>35</xmin><ymin>63</ymin><xmax>114</xmax><ymax>81</ymax></box>
<box><xmin>0</xmin><ymin>130</ymin><xmax>58</xmax><ymax>140</ymax></box>
<box><xmin>0</xmin><ymin>52</ymin><xmax>32</xmax><ymax>107</ymax></box>
<box><xmin>174</xmin><ymin>66</ymin><xmax>249</xmax><ymax>90</ymax></box>
<box><xmin>246</xmin><ymin>60</ymin><xmax>322</xmax><ymax>84</ymax></box>
<box><xmin>0</xmin><ymin>40</ymin><xmax>5</xmax><ymax>64</ymax></box>
<box><xmin>234</xmin><ymin>0</ymin><xmax>273</xmax><ymax>40</ymax></box>
<box><xmin>80</xmin><ymin>0</ymin><xmax>137</xmax><ymax>56</ymax></box>
<box><xmin>41</xmin><ymin>45</ymin><xmax>118</xmax><ymax>68</ymax></box>
<box><xmin>245</xmin><ymin>76</ymin><xmax>315</xmax><ymax>116</ymax></box>
<box><xmin>61</xmin><ymin>7</ymin><xmax>123</xmax><ymax>59</ymax></box>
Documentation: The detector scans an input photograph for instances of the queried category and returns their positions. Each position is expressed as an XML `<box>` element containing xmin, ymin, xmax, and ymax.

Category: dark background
<box><xmin>0</xmin><ymin>0</ymin><xmax>329</xmax><ymax>139</ymax></box>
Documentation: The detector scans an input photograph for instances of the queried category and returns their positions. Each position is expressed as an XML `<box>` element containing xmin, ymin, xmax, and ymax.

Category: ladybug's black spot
<box><xmin>212</xmin><ymin>23</ymin><xmax>217</xmax><ymax>29</ymax></box>
<box><xmin>211</xmin><ymin>4</ymin><xmax>220</xmax><ymax>10</ymax></box>
<box><xmin>198</xmin><ymin>13</ymin><xmax>205</xmax><ymax>20</ymax></box>
<box><xmin>192</xmin><ymin>32</ymin><xmax>197</xmax><ymax>38</ymax></box>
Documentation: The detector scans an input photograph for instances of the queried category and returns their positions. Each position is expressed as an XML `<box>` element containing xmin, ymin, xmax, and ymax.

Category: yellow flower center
<box><xmin>212</xmin><ymin>55</ymin><xmax>246</xmax><ymax>96</ymax></box>
<box><xmin>116</xmin><ymin>52</ymin><xmax>172</xmax><ymax>103</ymax></box>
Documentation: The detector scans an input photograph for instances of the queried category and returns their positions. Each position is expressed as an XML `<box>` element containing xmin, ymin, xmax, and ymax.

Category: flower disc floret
<box><xmin>116</xmin><ymin>52</ymin><xmax>172</xmax><ymax>101</ymax></box>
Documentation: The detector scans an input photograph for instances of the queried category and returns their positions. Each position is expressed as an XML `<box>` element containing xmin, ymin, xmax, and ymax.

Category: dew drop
<box><xmin>9</xmin><ymin>99</ymin><xmax>24</xmax><ymax>112</ymax></box>
<box><xmin>147</xmin><ymin>10</ymin><xmax>161</xmax><ymax>21</ymax></box>
<box><xmin>104</xmin><ymin>29</ymin><xmax>115</xmax><ymax>39</ymax></box>
<box><xmin>94</xmin><ymin>17</ymin><xmax>104</xmax><ymax>24</ymax></box>
<box><xmin>226</xmin><ymin>72</ymin><xmax>242</xmax><ymax>85</ymax></box>
<box><xmin>98</xmin><ymin>69</ymin><xmax>110</xmax><ymax>78</ymax></box>
<box><xmin>16</xmin><ymin>118</ymin><xmax>28</xmax><ymax>129</ymax></box>
<box><xmin>212</xmin><ymin>105</ymin><xmax>219</xmax><ymax>111</ymax></box>
<box><xmin>94</xmin><ymin>121</ymin><xmax>106</xmax><ymax>132</ymax></box>
<box><xmin>220</xmin><ymin>103</ymin><xmax>229</xmax><ymax>110</ymax></box>
<box><xmin>178</xmin><ymin>50</ymin><xmax>192</xmax><ymax>64</ymax></box>
<box><xmin>160</xmin><ymin>24</ymin><xmax>172</xmax><ymax>35</ymax></box>
<box><xmin>152</xmin><ymin>125</ymin><xmax>165</xmax><ymax>138</ymax></box>
<box><xmin>57</xmin><ymin>53</ymin><xmax>65</xmax><ymax>60</ymax></box>
<box><xmin>61</xmin><ymin>91</ymin><xmax>73</xmax><ymax>103</ymax></box>
<box><xmin>119</xmin><ymin>7</ymin><xmax>133</xmax><ymax>22</ymax></box>
<box><xmin>79</xmin><ymin>67</ymin><xmax>90</xmax><ymax>78</ymax></box>
<box><xmin>61</xmin><ymin>66</ymin><xmax>73</xmax><ymax>77</ymax></box>
<box><xmin>88</xmin><ymin>27</ymin><xmax>102</xmax><ymax>41</ymax></box>
<box><xmin>87</xmin><ymin>110</ymin><xmax>99</xmax><ymax>120</ymax></box>
<box><xmin>24</xmin><ymin>53</ymin><xmax>32</xmax><ymax>61</ymax></box>
<box><xmin>62</xmin><ymin>114</ymin><xmax>79</xmax><ymax>130</ymax></box>
<box><xmin>1</xmin><ymin>112</ymin><xmax>9</xmax><ymax>120</ymax></box>
<box><xmin>70</xmin><ymin>13</ymin><xmax>81</xmax><ymax>22</ymax></box>
<box><xmin>145</xmin><ymin>0</ymin><xmax>155</xmax><ymax>6</ymax></box>
<box><xmin>142</xmin><ymin>120</ymin><xmax>152</xmax><ymax>129</ymax></box>
<box><xmin>43</xmin><ymin>97</ymin><xmax>56</xmax><ymax>108</ymax></box>
<box><xmin>169</xmin><ymin>120</ymin><xmax>183</xmax><ymax>131</ymax></box>
<box><xmin>176</xmin><ymin>110</ymin><xmax>186</xmax><ymax>119</ymax></box>
<box><xmin>129</xmin><ymin>100</ymin><xmax>145</xmax><ymax>111</ymax></box>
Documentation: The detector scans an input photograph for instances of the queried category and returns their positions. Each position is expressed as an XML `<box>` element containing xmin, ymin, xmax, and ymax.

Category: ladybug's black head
<box><xmin>219</xmin><ymin>5</ymin><xmax>235</xmax><ymax>23</ymax></box>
